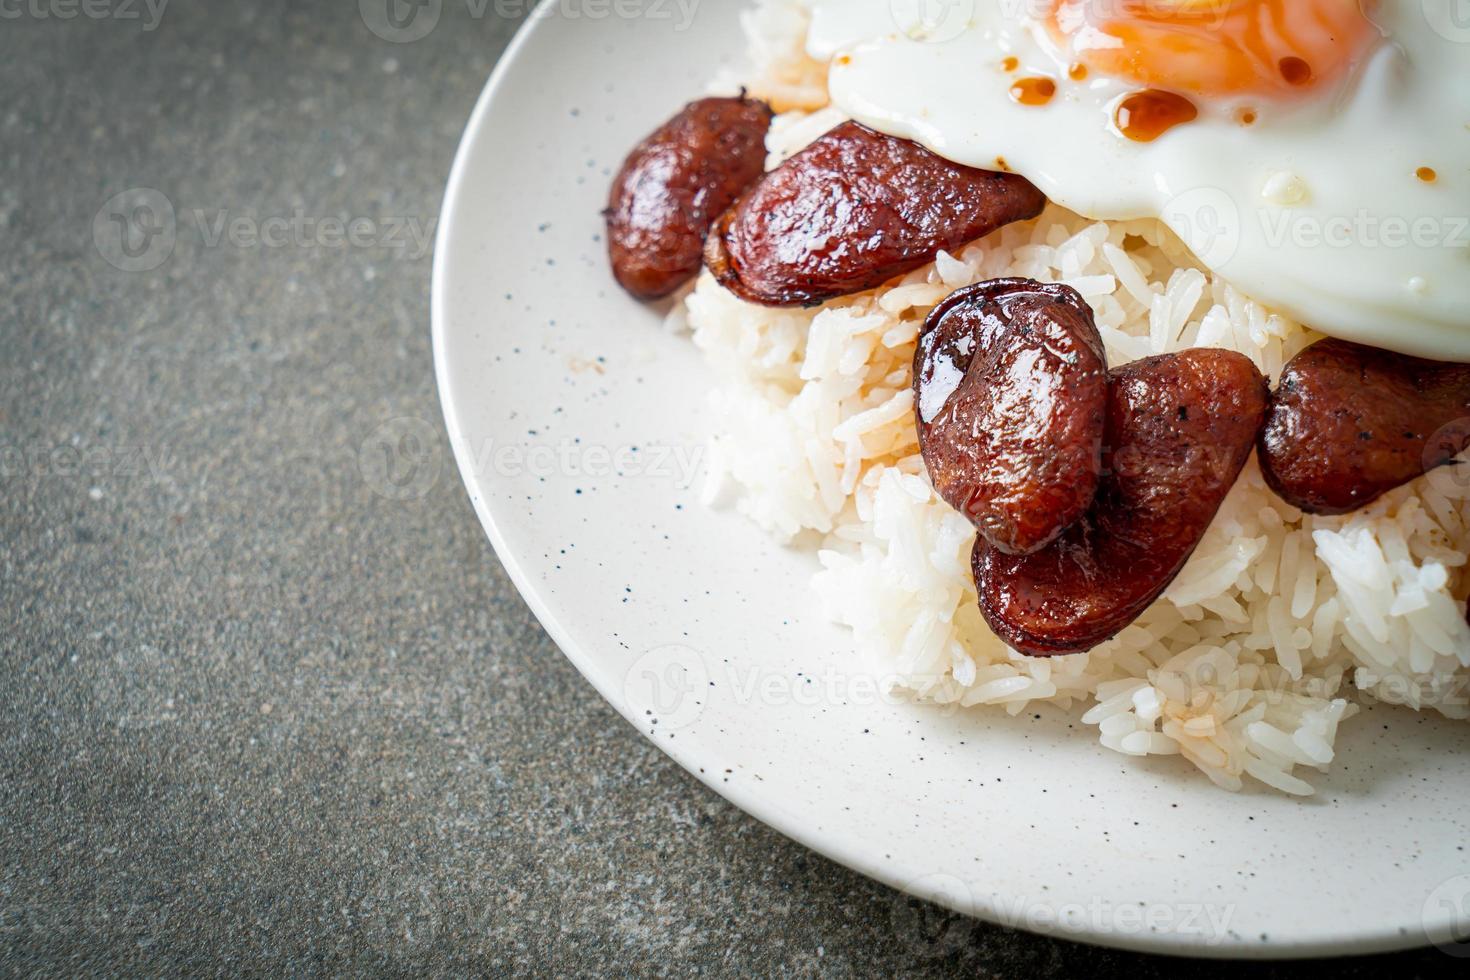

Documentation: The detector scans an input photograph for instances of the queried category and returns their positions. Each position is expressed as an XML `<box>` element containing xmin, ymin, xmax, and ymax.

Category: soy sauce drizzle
<box><xmin>1115</xmin><ymin>90</ymin><xmax>1199</xmax><ymax>143</ymax></box>
<box><xmin>1279</xmin><ymin>56</ymin><xmax>1313</xmax><ymax>86</ymax></box>
<box><xmin>1010</xmin><ymin>77</ymin><xmax>1057</xmax><ymax>107</ymax></box>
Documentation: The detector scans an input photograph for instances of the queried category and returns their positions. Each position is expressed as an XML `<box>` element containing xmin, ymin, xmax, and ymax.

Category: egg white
<box><xmin>809</xmin><ymin>1</ymin><xmax>1470</xmax><ymax>360</ymax></box>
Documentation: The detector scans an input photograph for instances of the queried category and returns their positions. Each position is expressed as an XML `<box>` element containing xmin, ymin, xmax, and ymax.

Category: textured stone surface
<box><xmin>0</xmin><ymin>1</ymin><xmax>1459</xmax><ymax>975</ymax></box>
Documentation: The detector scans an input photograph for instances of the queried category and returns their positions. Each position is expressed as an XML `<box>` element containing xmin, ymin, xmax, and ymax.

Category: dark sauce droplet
<box><xmin>1010</xmin><ymin>76</ymin><xmax>1057</xmax><ymax>106</ymax></box>
<box><xmin>1235</xmin><ymin>107</ymin><xmax>1258</xmax><ymax>126</ymax></box>
<box><xmin>1115</xmin><ymin>90</ymin><xmax>1198</xmax><ymax>143</ymax></box>
<box><xmin>1002</xmin><ymin>56</ymin><xmax>1019</xmax><ymax>72</ymax></box>
<box><xmin>1068</xmin><ymin>62</ymin><xmax>1088</xmax><ymax>81</ymax></box>
<box><xmin>1417</xmin><ymin>166</ymin><xmax>1438</xmax><ymax>183</ymax></box>
<box><xmin>1279</xmin><ymin>56</ymin><xmax>1313</xmax><ymax>86</ymax></box>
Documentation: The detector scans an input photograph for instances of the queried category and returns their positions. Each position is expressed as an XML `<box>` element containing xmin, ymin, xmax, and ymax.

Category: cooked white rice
<box><xmin>684</xmin><ymin>0</ymin><xmax>1470</xmax><ymax>794</ymax></box>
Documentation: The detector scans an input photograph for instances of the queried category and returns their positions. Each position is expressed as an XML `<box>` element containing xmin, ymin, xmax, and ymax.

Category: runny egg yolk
<box><xmin>1043</xmin><ymin>0</ymin><xmax>1381</xmax><ymax>99</ymax></box>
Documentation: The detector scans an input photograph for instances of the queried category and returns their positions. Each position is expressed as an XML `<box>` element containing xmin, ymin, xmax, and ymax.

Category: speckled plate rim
<box><xmin>431</xmin><ymin>3</ymin><xmax>1465</xmax><ymax>961</ymax></box>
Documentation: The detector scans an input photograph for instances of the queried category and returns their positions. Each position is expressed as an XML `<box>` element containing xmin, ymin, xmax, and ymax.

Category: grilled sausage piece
<box><xmin>705</xmin><ymin>122</ymin><xmax>1047</xmax><ymax>307</ymax></box>
<box><xmin>606</xmin><ymin>96</ymin><xmax>773</xmax><ymax>300</ymax></box>
<box><xmin>1259</xmin><ymin>338</ymin><xmax>1470</xmax><ymax>515</ymax></box>
<box><xmin>916</xmin><ymin>279</ymin><xmax>1108</xmax><ymax>555</ymax></box>
<box><xmin>974</xmin><ymin>349</ymin><xmax>1269</xmax><ymax>656</ymax></box>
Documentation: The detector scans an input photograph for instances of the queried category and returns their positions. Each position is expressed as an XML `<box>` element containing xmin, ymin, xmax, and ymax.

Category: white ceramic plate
<box><xmin>433</xmin><ymin>2</ymin><xmax>1470</xmax><ymax>959</ymax></box>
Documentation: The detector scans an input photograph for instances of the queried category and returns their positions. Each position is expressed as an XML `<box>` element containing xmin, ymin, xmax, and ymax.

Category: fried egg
<box><xmin>808</xmin><ymin>0</ymin><xmax>1470</xmax><ymax>360</ymax></box>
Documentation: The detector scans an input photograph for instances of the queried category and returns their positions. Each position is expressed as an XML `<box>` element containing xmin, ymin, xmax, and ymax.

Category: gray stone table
<box><xmin>0</xmin><ymin>1</ymin><xmax>1460</xmax><ymax>975</ymax></box>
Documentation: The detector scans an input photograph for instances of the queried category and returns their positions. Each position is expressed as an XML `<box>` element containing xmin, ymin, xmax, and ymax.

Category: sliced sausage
<box><xmin>916</xmin><ymin>279</ymin><xmax>1108</xmax><ymax>555</ymax></box>
<box><xmin>974</xmin><ymin>349</ymin><xmax>1269</xmax><ymax>656</ymax></box>
<box><xmin>606</xmin><ymin>95</ymin><xmax>773</xmax><ymax>300</ymax></box>
<box><xmin>1259</xmin><ymin>338</ymin><xmax>1470</xmax><ymax>515</ymax></box>
<box><xmin>704</xmin><ymin>121</ymin><xmax>1047</xmax><ymax>307</ymax></box>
